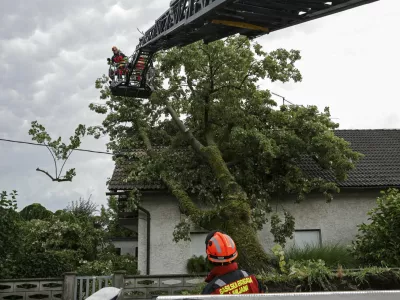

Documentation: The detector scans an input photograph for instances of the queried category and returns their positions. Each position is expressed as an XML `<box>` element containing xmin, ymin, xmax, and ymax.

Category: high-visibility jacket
<box><xmin>201</xmin><ymin>269</ymin><xmax>264</xmax><ymax>295</ymax></box>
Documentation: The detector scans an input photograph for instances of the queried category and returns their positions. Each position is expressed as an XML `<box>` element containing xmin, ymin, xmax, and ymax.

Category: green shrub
<box><xmin>352</xmin><ymin>188</ymin><xmax>400</xmax><ymax>267</ymax></box>
<box><xmin>286</xmin><ymin>243</ymin><xmax>358</xmax><ymax>268</ymax></box>
<box><xmin>77</xmin><ymin>252</ymin><xmax>138</xmax><ymax>276</ymax></box>
<box><xmin>10</xmin><ymin>250</ymin><xmax>78</xmax><ymax>279</ymax></box>
<box><xmin>186</xmin><ymin>255</ymin><xmax>211</xmax><ymax>274</ymax></box>
<box><xmin>258</xmin><ymin>263</ymin><xmax>400</xmax><ymax>293</ymax></box>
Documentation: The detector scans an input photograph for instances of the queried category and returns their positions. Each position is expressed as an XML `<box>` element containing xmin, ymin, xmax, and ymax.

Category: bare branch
<box><xmin>44</xmin><ymin>144</ymin><xmax>58</xmax><ymax>176</ymax></box>
<box><xmin>58</xmin><ymin>150</ymin><xmax>74</xmax><ymax>178</ymax></box>
<box><xmin>36</xmin><ymin>168</ymin><xmax>72</xmax><ymax>182</ymax></box>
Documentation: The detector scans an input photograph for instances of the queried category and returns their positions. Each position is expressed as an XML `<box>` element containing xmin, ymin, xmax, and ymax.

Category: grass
<box><xmin>285</xmin><ymin>243</ymin><xmax>359</xmax><ymax>269</ymax></box>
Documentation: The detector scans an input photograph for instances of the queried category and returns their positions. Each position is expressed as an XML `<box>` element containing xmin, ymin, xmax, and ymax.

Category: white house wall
<box><xmin>138</xmin><ymin>192</ymin><xmax>191</xmax><ymax>275</ymax></box>
<box><xmin>257</xmin><ymin>190</ymin><xmax>379</xmax><ymax>252</ymax></box>
<box><xmin>111</xmin><ymin>240</ymin><xmax>138</xmax><ymax>256</ymax></box>
<box><xmin>136</xmin><ymin>189</ymin><xmax>381</xmax><ymax>275</ymax></box>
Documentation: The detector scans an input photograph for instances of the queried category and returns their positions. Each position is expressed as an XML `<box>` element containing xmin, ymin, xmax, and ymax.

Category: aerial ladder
<box><xmin>108</xmin><ymin>0</ymin><xmax>379</xmax><ymax>99</ymax></box>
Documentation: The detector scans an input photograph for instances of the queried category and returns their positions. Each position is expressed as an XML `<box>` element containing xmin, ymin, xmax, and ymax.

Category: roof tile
<box><xmin>108</xmin><ymin>129</ymin><xmax>400</xmax><ymax>191</ymax></box>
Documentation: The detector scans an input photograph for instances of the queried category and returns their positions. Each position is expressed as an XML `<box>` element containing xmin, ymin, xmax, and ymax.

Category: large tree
<box><xmin>89</xmin><ymin>35</ymin><xmax>361</xmax><ymax>272</ymax></box>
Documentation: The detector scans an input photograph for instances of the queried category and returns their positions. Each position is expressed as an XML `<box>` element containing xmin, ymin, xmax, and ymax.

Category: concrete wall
<box><xmin>135</xmin><ymin>189</ymin><xmax>381</xmax><ymax>275</ymax></box>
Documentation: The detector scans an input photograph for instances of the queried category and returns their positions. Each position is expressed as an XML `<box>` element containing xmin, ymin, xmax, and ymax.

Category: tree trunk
<box><xmin>201</xmin><ymin>144</ymin><xmax>272</xmax><ymax>273</ymax></box>
<box><xmin>157</xmin><ymin>104</ymin><xmax>272</xmax><ymax>272</ymax></box>
<box><xmin>225</xmin><ymin>221</ymin><xmax>272</xmax><ymax>273</ymax></box>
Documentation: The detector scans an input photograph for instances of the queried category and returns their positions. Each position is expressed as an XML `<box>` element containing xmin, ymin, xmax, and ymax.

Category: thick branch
<box><xmin>36</xmin><ymin>168</ymin><xmax>71</xmax><ymax>182</ymax></box>
<box><xmin>186</xmin><ymin>76</ymin><xmax>196</xmax><ymax>94</ymax></box>
<box><xmin>164</xmin><ymin>102</ymin><xmax>204</xmax><ymax>154</ymax></box>
<box><xmin>134</xmin><ymin>118</ymin><xmax>221</xmax><ymax>227</ymax></box>
<box><xmin>164</xmin><ymin>100</ymin><xmax>248</xmax><ymax>207</ymax></box>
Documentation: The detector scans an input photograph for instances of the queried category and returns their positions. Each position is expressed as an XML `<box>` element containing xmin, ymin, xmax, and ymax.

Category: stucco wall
<box><xmin>136</xmin><ymin>189</ymin><xmax>381</xmax><ymax>275</ymax></box>
<box><xmin>138</xmin><ymin>192</ymin><xmax>191</xmax><ymax>275</ymax></box>
<box><xmin>111</xmin><ymin>240</ymin><xmax>138</xmax><ymax>256</ymax></box>
<box><xmin>257</xmin><ymin>189</ymin><xmax>380</xmax><ymax>252</ymax></box>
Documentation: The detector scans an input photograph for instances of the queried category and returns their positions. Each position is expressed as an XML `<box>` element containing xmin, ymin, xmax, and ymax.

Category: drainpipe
<box><xmin>137</xmin><ymin>205</ymin><xmax>151</xmax><ymax>275</ymax></box>
<box><xmin>106</xmin><ymin>191</ymin><xmax>151</xmax><ymax>275</ymax></box>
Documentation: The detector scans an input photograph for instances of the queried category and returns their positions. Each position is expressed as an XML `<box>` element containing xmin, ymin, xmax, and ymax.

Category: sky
<box><xmin>0</xmin><ymin>0</ymin><xmax>398</xmax><ymax>212</ymax></box>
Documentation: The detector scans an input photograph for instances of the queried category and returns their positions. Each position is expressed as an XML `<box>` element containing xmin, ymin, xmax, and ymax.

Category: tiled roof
<box><xmin>107</xmin><ymin>129</ymin><xmax>400</xmax><ymax>191</ymax></box>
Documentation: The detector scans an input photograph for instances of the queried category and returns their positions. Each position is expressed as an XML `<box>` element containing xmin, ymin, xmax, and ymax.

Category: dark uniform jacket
<box><xmin>201</xmin><ymin>262</ymin><xmax>265</xmax><ymax>295</ymax></box>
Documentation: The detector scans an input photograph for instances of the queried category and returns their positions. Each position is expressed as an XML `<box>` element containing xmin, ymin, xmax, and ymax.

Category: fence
<box><xmin>0</xmin><ymin>277</ymin><xmax>64</xmax><ymax>300</ymax></box>
<box><xmin>0</xmin><ymin>272</ymin><xmax>204</xmax><ymax>300</ymax></box>
<box><xmin>75</xmin><ymin>276</ymin><xmax>113</xmax><ymax>300</ymax></box>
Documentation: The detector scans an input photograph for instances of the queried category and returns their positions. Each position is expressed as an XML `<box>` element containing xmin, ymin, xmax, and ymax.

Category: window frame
<box><xmin>293</xmin><ymin>229</ymin><xmax>322</xmax><ymax>248</ymax></box>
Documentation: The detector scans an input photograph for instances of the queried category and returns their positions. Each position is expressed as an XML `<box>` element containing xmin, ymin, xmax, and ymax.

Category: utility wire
<box><xmin>0</xmin><ymin>94</ymin><xmax>338</xmax><ymax>154</ymax></box>
<box><xmin>0</xmin><ymin>138</ymin><xmax>113</xmax><ymax>155</ymax></box>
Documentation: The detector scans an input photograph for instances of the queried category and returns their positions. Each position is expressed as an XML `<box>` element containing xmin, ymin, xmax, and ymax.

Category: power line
<box><xmin>0</xmin><ymin>92</ymin><xmax>338</xmax><ymax>155</ymax></box>
<box><xmin>0</xmin><ymin>138</ymin><xmax>113</xmax><ymax>155</ymax></box>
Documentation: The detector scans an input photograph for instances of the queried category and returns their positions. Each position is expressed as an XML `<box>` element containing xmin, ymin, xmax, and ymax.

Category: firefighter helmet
<box><xmin>205</xmin><ymin>231</ymin><xmax>238</xmax><ymax>264</ymax></box>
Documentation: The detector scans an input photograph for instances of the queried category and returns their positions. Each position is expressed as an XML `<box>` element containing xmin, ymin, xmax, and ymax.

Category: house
<box><xmin>109</xmin><ymin>236</ymin><xmax>138</xmax><ymax>256</ymax></box>
<box><xmin>106</xmin><ymin>129</ymin><xmax>400</xmax><ymax>275</ymax></box>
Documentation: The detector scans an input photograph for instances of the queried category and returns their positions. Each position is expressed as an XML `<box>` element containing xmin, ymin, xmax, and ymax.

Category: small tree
<box><xmin>28</xmin><ymin>121</ymin><xmax>86</xmax><ymax>182</ymax></box>
<box><xmin>352</xmin><ymin>188</ymin><xmax>400</xmax><ymax>267</ymax></box>
<box><xmin>20</xmin><ymin>203</ymin><xmax>53</xmax><ymax>221</ymax></box>
<box><xmin>0</xmin><ymin>190</ymin><xmax>22</xmax><ymax>279</ymax></box>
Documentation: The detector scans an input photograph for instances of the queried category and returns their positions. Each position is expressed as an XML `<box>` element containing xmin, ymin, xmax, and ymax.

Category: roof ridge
<box><xmin>335</xmin><ymin>129</ymin><xmax>400</xmax><ymax>131</ymax></box>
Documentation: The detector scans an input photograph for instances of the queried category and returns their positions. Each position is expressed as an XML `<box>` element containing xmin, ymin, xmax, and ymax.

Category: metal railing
<box><xmin>75</xmin><ymin>276</ymin><xmax>113</xmax><ymax>300</ymax></box>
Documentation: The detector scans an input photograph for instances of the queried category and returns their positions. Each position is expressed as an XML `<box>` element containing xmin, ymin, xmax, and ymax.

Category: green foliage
<box><xmin>92</xmin><ymin>37</ymin><xmax>361</xmax><ymax>229</ymax></box>
<box><xmin>186</xmin><ymin>255</ymin><xmax>211</xmax><ymax>274</ymax></box>
<box><xmin>0</xmin><ymin>190</ymin><xmax>22</xmax><ymax>278</ymax></box>
<box><xmin>272</xmin><ymin>244</ymin><xmax>287</xmax><ymax>273</ymax></box>
<box><xmin>351</xmin><ymin>188</ymin><xmax>400</xmax><ymax>267</ymax></box>
<box><xmin>66</xmin><ymin>195</ymin><xmax>98</xmax><ymax>219</ymax></box>
<box><xmin>0</xmin><ymin>192</ymin><xmax>137</xmax><ymax>279</ymax></box>
<box><xmin>28</xmin><ymin>121</ymin><xmax>87</xmax><ymax>182</ymax></box>
<box><xmin>180</xmin><ymin>281</ymin><xmax>208</xmax><ymax>295</ymax></box>
<box><xmin>13</xmin><ymin>250</ymin><xmax>77</xmax><ymax>278</ymax></box>
<box><xmin>77</xmin><ymin>249</ymin><xmax>138</xmax><ymax>276</ymax></box>
<box><xmin>19</xmin><ymin>203</ymin><xmax>53</xmax><ymax>221</ymax></box>
<box><xmin>0</xmin><ymin>190</ymin><xmax>18</xmax><ymax>210</ymax></box>
<box><xmin>87</xmin><ymin>35</ymin><xmax>362</xmax><ymax>272</ymax></box>
<box><xmin>286</xmin><ymin>243</ymin><xmax>358</xmax><ymax>269</ymax></box>
<box><xmin>287</xmin><ymin>259</ymin><xmax>335</xmax><ymax>291</ymax></box>
<box><xmin>99</xmin><ymin>196</ymin><xmax>133</xmax><ymax>238</ymax></box>
<box><xmin>259</xmin><ymin>264</ymin><xmax>400</xmax><ymax>293</ymax></box>
<box><xmin>270</xmin><ymin>212</ymin><xmax>295</xmax><ymax>247</ymax></box>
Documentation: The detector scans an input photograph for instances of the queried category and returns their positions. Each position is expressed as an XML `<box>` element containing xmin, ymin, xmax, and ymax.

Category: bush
<box><xmin>14</xmin><ymin>250</ymin><xmax>78</xmax><ymax>278</ymax></box>
<box><xmin>77</xmin><ymin>245</ymin><xmax>139</xmax><ymax>276</ymax></box>
<box><xmin>286</xmin><ymin>243</ymin><xmax>358</xmax><ymax>268</ymax></box>
<box><xmin>186</xmin><ymin>255</ymin><xmax>211</xmax><ymax>274</ymax></box>
<box><xmin>258</xmin><ymin>264</ymin><xmax>400</xmax><ymax>293</ymax></box>
<box><xmin>352</xmin><ymin>188</ymin><xmax>400</xmax><ymax>267</ymax></box>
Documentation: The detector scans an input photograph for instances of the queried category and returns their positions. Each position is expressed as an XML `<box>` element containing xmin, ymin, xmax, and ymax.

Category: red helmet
<box><xmin>206</xmin><ymin>231</ymin><xmax>238</xmax><ymax>264</ymax></box>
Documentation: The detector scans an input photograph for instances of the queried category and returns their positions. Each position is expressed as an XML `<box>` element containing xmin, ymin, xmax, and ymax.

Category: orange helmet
<box><xmin>205</xmin><ymin>231</ymin><xmax>238</xmax><ymax>264</ymax></box>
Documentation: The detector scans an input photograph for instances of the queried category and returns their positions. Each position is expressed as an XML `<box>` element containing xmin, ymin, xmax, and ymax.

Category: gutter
<box><xmin>106</xmin><ymin>191</ymin><xmax>151</xmax><ymax>275</ymax></box>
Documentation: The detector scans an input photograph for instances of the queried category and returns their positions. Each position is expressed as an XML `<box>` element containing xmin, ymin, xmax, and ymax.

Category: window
<box><xmin>294</xmin><ymin>230</ymin><xmax>321</xmax><ymax>249</ymax></box>
<box><xmin>190</xmin><ymin>232</ymin><xmax>208</xmax><ymax>258</ymax></box>
<box><xmin>135</xmin><ymin>247</ymin><xmax>138</xmax><ymax>258</ymax></box>
<box><xmin>115</xmin><ymin>247</ymin><xmax>122</xmax><ymax>255</ymax></box>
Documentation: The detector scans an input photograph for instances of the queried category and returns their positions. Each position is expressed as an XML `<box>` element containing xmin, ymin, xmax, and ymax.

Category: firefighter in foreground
<box><xmin>201</xmin><ymin>231</ymin><xmax>266</xmax><ymax>294</ymax></box>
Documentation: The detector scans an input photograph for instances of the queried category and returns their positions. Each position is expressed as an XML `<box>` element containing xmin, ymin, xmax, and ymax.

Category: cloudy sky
<box><xmin>0</xmin><ymin>0</ymin><xmax>397</xmax><ymax>212</ymax></box>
